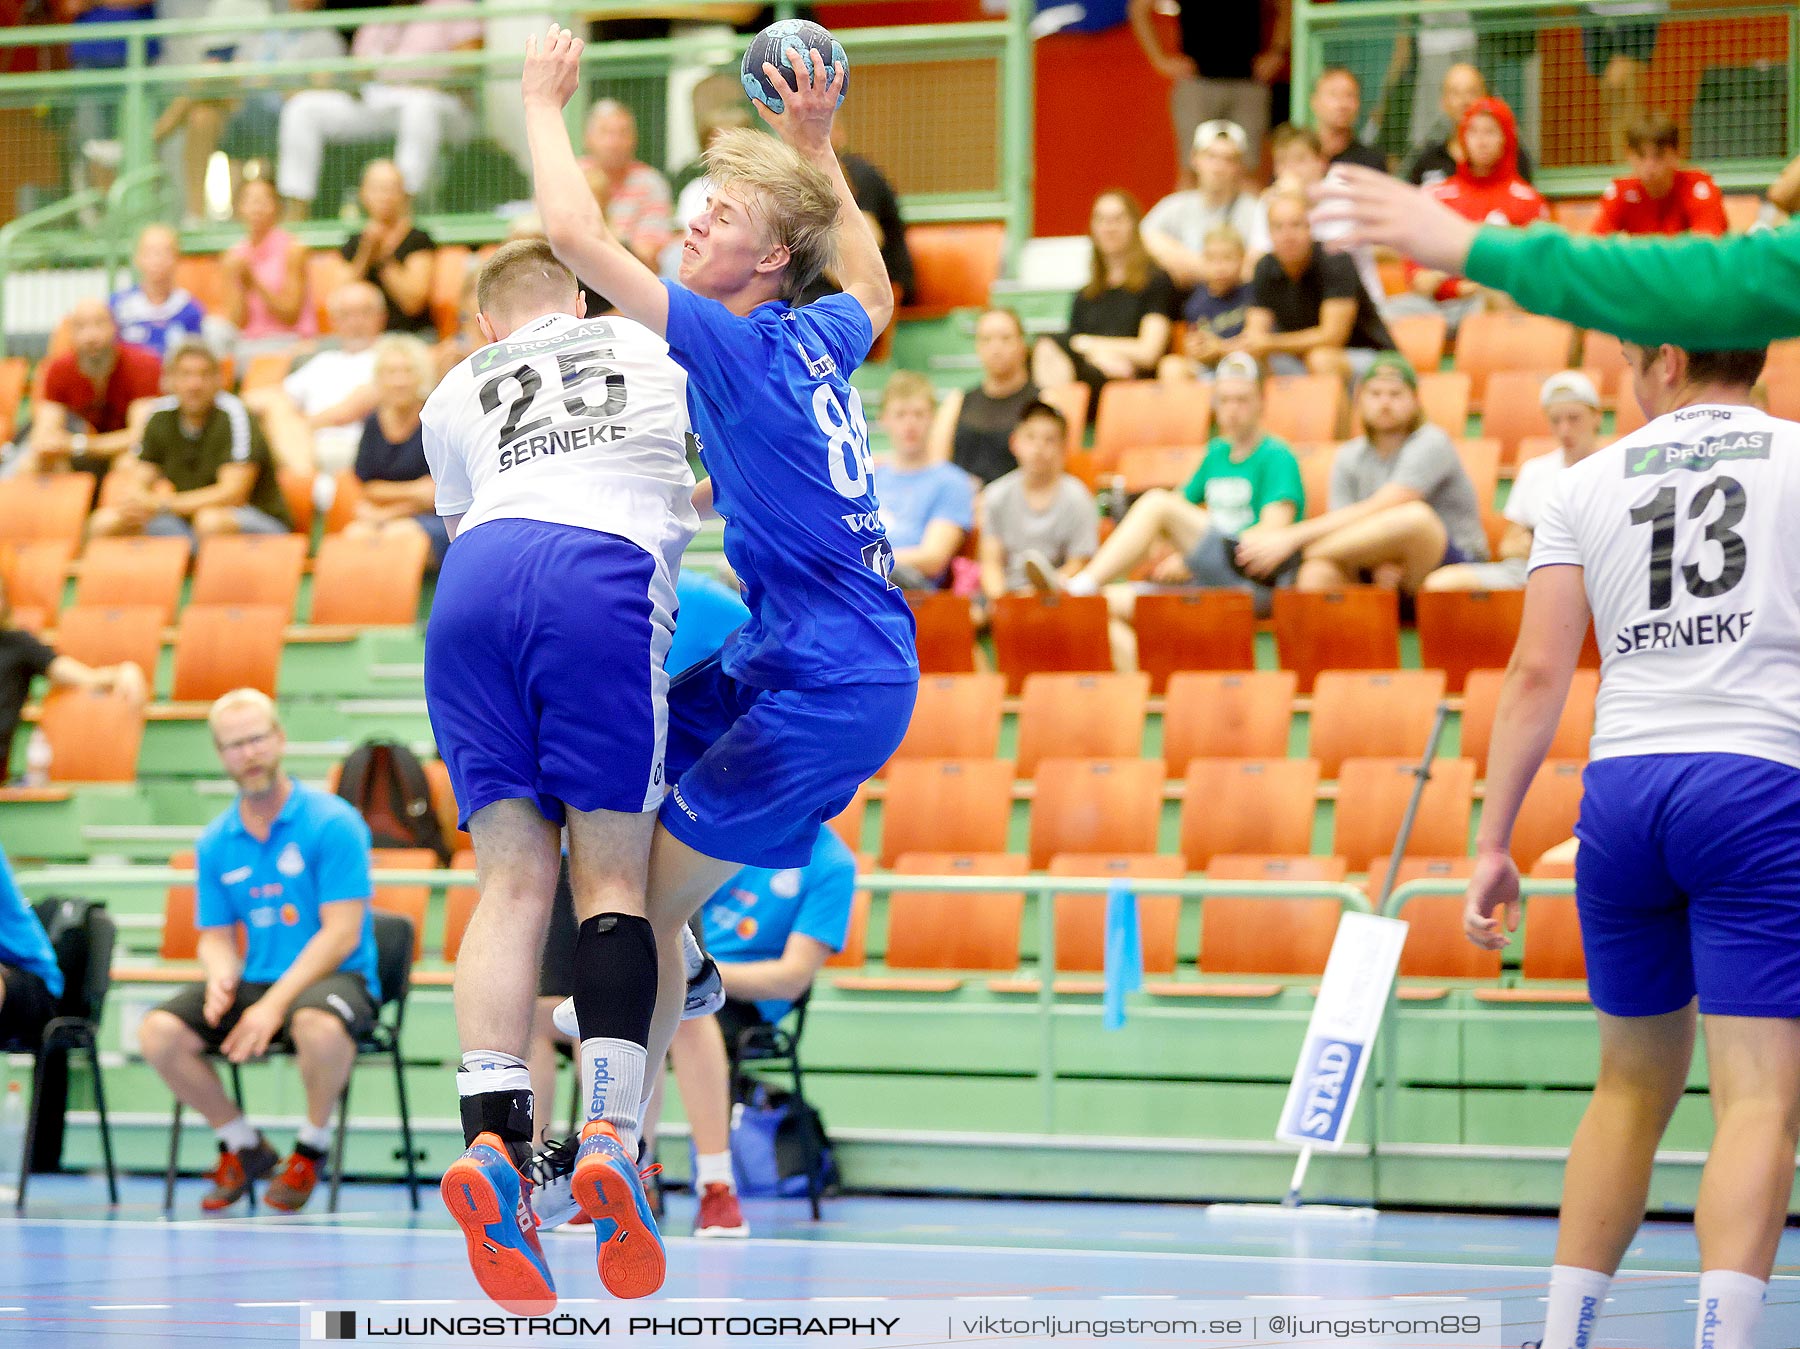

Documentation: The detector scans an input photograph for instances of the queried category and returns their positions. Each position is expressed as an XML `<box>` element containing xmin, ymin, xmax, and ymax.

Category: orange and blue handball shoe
<box><xmin>571</xmin><ymin>1119</ymin><xmax>666</xmax><ymax>1299</ymax></box>
<box><xmin>441</xmin><ymin>1131</ymin><xmax>557</xmax><ymax>1314</ymax></box>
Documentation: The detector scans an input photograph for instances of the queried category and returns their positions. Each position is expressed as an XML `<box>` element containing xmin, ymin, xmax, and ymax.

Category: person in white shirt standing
<box><xmin>1468</xmin><ymin>339</ymin><xmax>1800</xmax><ymax>1349</ymax></box>
<box><xmin>422</xmin><ymin>238</ymin><xmax>698</xmax><ymax>1314</ymax></box>
<box><xmin>1423</xmin><ymin>370</ymin><xmax>1604</xmax><ymax>592</ymax></box>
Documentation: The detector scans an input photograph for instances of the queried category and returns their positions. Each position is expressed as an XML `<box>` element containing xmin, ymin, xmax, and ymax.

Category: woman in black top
<box><xmin>1032</xmin><ymin>191</ymin><xmax>1177</xmax><ymax>403</ymax></box>
<box><xmin>343</xmin><ymin>335</ymin><xmax>448</xmax><ymax>564</ymax></box>
<box><xmin>339</xmin><ymin>160</ymin><xmax>437</xmax><ymax>336</ymax></box>
<box><xmin>929</xmin><ymin>307</ymin><xmax>1038</xmax><ymax>486</ymax></box>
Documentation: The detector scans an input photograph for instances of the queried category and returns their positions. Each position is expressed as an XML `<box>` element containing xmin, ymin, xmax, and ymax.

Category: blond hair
<box><xmin>372</xmin><ymin>334</ymin><xmax>436</xmax><ymax>401</ymax></box>
<box><xmin>702</xmin><ymin>128</ymin><xmax>839</xmax><ymax>303</ymax></box>
<box><xmin>882</xmin><ymin>369</ymin><xmax>935</xmax><ymax>411</ymax></box>
<box><xmin>208</xmin><ymin>688</ymin><xmax>279</xmax><ymax>735</ymax></box>
<box><xmin>476</xmin><ymin>238</ymin><xmax>578</xmax><ymax>324</ymax></box>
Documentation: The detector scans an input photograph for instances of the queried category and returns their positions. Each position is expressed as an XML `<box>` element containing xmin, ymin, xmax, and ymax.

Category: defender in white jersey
<box><xmin>1467</xmin><ymin>341</ymin><xmax>1798</xmax><ymax>1349</ymax></box>
<box><xmin>423</xmin><ymin>240</ymin><xmax>695</xmax><ymax>1315</ymax></box>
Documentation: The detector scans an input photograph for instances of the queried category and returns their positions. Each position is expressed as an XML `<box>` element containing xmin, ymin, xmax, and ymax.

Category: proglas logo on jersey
<box><xmin>1627</xmin><ymin>431</ymin><xmax>1772</xmax><ymax>475</ymax></box>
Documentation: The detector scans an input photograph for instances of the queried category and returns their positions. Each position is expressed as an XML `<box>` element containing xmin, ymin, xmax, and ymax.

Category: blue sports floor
<box><xmin>2</xmin><ymin>1176</ymin><xmax>1798</xmax><ymax>1346</ymax></box>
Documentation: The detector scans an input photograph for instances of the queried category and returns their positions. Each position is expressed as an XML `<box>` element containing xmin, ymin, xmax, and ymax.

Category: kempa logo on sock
<box><xmin>1699</xmin><ymin>1297</ymin><xmax>1723</xmax><ymax>1349</ymax></box>
<box><xmin>310</xmin><ymin>1309</ymin><xmax>356</xmax><ymax>1339</ymax></box>
<box><xmin>588</xmin><ymin>1058</ymin><xmax>615</xmax><ymax>1120</ymax></box>
<box><xmin>1574</xmin><ymin>1295</ymin><xmax>1599</xmax><ymax>1348</ymax></box>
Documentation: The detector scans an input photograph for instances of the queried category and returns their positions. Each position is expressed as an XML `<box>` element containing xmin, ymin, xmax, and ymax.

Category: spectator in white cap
<box><xmin>1423</xmin><ymin>370</ymin><xmax>1605</xmax><ymax>593</ymax></box>
<box><xmin>1142</xmin><ymin>120</ymin><xmax>1262</xmax><ymax>290</ymax></box>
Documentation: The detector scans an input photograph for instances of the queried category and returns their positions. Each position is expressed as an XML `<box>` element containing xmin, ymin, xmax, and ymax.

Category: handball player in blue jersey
<box><xmin>521</xmin><ymin>25</ymin><xmax>917</xmax><ymax>1284</ymax></box>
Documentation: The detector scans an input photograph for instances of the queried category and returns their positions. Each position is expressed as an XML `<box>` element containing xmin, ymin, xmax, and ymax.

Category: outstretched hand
<box><xmin>1464</xmin><ymin>849</ymin><xmax>1521</xmax><ymax>952</ymax></box>
<box><xmin>752</xmin><ymin>47</ymin><xmax>844</xmax><ymax>157</ymax></box>
<box><xmin>1310</xmin><ymin>165</ymin><xmax>1480</xmax><ymax>275</ymax></box>
<box><xmin>522</xmin><ymin>22</ymin><xmax>583</xmax><ymax>112</ymax></box>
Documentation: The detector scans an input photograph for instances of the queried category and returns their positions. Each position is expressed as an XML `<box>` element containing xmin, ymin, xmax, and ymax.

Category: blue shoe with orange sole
<box><xmin>441</xmin><ymin>1132</ymin><xmax>557</xmax><ymax>1314</ymax></box>
<box><xmin>571</xmin><ymin>1120</ymin><xmax>665</xmax><ymax>1299</ymax></box>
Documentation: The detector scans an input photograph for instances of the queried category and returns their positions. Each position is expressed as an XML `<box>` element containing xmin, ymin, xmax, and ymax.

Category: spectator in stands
<box><xmin>1249</xmin><ymin>125</ymin><xmax>1387</xmax><ymax>306</ymax></box>
<box><xmin>275</xmin><ymin>0</ymin><xmax>482</xmax><ymax>217</ymax></box>
<box><xmin>1392</xmin><ymin>98</ymin><xmax>1547</xmax><ymax>334</ymax></box>
<box><xmin>0</xmin><ymin>573</ymin><xmax>147</xmax><ymax>778</ymax></box>
<box><xmin>220</xmin><ymin>177</ymin><xmax>314</xmax><ymax>355</ymax></box>
<box><xmin>1239</xmin><ymin>189</ymin><xmax>1396</xmax><ymax>379</ymax></box>
<box><xmin>1031</xmin><ymin>192</ymin><xmax>1175</xmax><ymax>404</ymax></box>
<box><xmin>64</xmin><ymin>0</ymin><xmax>158</xmax><ymax>193</ymax></box>
<box><xmin>110</xmin><ymin>224</ymin><xmax>207</xmax><ymax>358</ymax></box>
<box><xmin>337</xmin><ymin>161</ymin><xmax>436</xmax><ymax>336</ymax></box>
<box><xmin>978</xmin><ymin>402</ymin><xmax>1097</xmax><ymax>608</ymax></box>
<box><xmin>1158</xmin><ymin>225</ymin><xmax>1254</xmax><ymax>381</ymax></box>
<box><xmin>1594</xmin><ymin>113</ymin><xmax>1726</xmax><ymax>237</ymax></box>
<box><xmin>1584</xmin><ymin>5</ymin><xmax>1659</xmax><ymax>160</ymax></box>
<box><xmin>0</xmin><ymin>845</ymin><xmax>62</xmax><ymax>1054</ymax></box>
<box><xmin>1141</xmin><ymin>121</ymin><xmax>1260</xmax><ymax>291</ymax></box>
<box><xmin>1234</xmin><ymin>354</ymin><xmax>1487</xmax><ymax>593</ymax></box>
<box><xmin>26</xmin><ymin>298</ymin><xmax>163</xmax><ymax>481</ymax></box>
<box><xmin>1404</xmin><ymin>63</ymin><xmax>1536</xmax><ymax>187</ymax></box>
<box><xmin>1312</xmin><ymin>67</ymin><xmax>1387</xmax><ymax>172</ymax></box>
<box><xmin>873</xmin><ymin>372</ymin><xmax>973</xmax><ymax>592</ymax></box>
<box><xmin>929</xmin><ymin>308</ymin><xmax>1038</xmax><ymax>487</ymax></box>
<box><xmin>1424</xmin><ymin>370</ymin><xmax>1602</xmax><ymax>592</ymax></box>
<box><xmin>138</xmin><ymin>688</ymin><xmax>380</xmax><ymax>1213</ymax></box>
<box><xmin>1127</xmin><ymin>0</ymin><xmax>1282</xmax><ymax>175</ymax></box>
<box><xmin>343</xmin><ymin>335</ymin><xmax>447</xmax><ymax>565</ymax></box>
<box><xmin>245</xmin><ymin>280</ymin><xmax>385</xmax><ymax>474</ymax></box>
<box><xmin>578</xmin><ymin>100</ymin><xmax>673</xmax><ymax>271</ymax></box>
<box><xmin>90</xmin><ymin>339</ymin><xmax>291</xmax><ymax>542</ymax></box>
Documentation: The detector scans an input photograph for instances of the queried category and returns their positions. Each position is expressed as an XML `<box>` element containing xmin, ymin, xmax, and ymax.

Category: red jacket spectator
<box><xmin>1594</xmin><ymin>168</ymin><xmax>1728</xmax><ymax>237</ymax></box>
<box><xmin>1408</xmin><ymin>98</ymin><xmax>1548</xmax><ymax>302</ymax></box>
<box><xmin>38</xmin><ymin>343</ymin><xmax>162</xmax><ymax>439</ymax></box>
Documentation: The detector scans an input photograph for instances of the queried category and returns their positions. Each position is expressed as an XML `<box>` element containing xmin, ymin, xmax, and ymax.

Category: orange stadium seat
<box><xmin>1208</xmin><ymin>854</ymin><xmax>1347</xmax><ymax>884</ymax></box>
<box><xmin>310</xmin><ymin>531</ymin><xmax>429</xmax><ymax>625</ymax></box>
<box><xmin>75</xmin><ymin>536</ymin><xmax>189</xmax><ymax>623</ymax></box>
<box><xmin>1416</xmin><ymin>370</ymin><xmax>1472</xmax><ymax>436</ymax></box>
<box><xmin>1117</xmin><ymin>444</ymin><xmax>1205</xmax><ymax>495</ymax></box>
<box><xmin>1456</xmin><ymin>312</ymin><xmax>1576</xmax><ymax>406</ymax></box>
<box><xmin>191</xmin><ymin>533</ymin><xmax>307</xmax><ymax>616</ymax></box>
<box><xmin>430</xmin><ymin>245</ymin><xmax>471</xmax><ymax>339</ymax></box>
<box><xmin>1551</xmin><ymin>199</ymin><xmax>1601</xmax><ymax>233</ymax></box>
<box><xmin>1292</xmin><ymin>442</ymin><xmax>1335</xmax><ymax>518</ymax></box>
<box><xmin>1333</xmin><ymin>756</ymin><xmax>1476</xmax><ymax>872</ymax></box>
<box><xmin>418</xmin><ymin>756</ymin><xmax>471</xmax><ymax>855</ymax></box>
<box><xmin>307</xmin><ymin>251</ymin><xmax>353</xmax><ymax>331</ymax></box>
<box><xmin>1455</xmin><ymin>437</ymin><xmax>1502</xmax><ymax>512</ymax></box>
<box><xmin>371</xmin><ymin>883</ymin><xmax>430</xmax><ymax>961</ymax></box>
<box><xmin>1415</xmin><ymin>590</ymin><xmax>1525</xmax><ymax>692</ymax></box>
<box><xmin>1579</xmin><ymin>329</ymin><xmax>1628</xmax><ymax>405</ymax></box>
<box><xmin>1028</xmin><ymin>757</ymin><xmax>1164</xmax><ymax>868</ymax></box>
<box><xmin>53</xmin><ymin>606</ymin><xmax>162</xmax><ymax>686</ymax></box>
<box><xmin>174</xmin><ymin>254</ymin><xmax>222</xmax><ymax>311</ymax></box>
<box><xmin>879</xmin><ymin>758</ymin><xmax>1015</xmax><ymax>866</ymax></box>
<box><xmin>172</xmin><ymin>604</ymin><xmax>286</xmax><ymax>700</ymax></box>
<box><xmin>886</xmin><ymin>852</ymin><xmax>1026</xmax><ymax>970</ymax></box>
<box><xmin>323</xmin><ymin>470</ymin><xmax>365</xmax><ymax>535</ymax></box>
<box><xmin>1132</xmin><ymin>591</ymin><xmax>1256</xmax><ymax>692</ymax></box>
<box><xmin>825</xmin><ymin>888</ymin><xmax>871</xmax><ymax>969</ymax></box>
<box><xmin>1388</xmin><ymin>312</ymin><xmax>1448</xmax><ymax>373</ymax></box>
<box><xmin>1612</xmin><ymin>394</ymin><xmax>1648</xmax><ymax>438</ymax></box>
<box><xmin>1511</xmin><ymin>759</ymin><xmax>1585</xmax><ymax>872</ymax></box>
<box><xmin>7</xmin><ymin>608</ymin><xmax>45</xmax><ymax>634</ymax></box>
<box><xmin>1479</xmin><ymin>369</ymin><xmax>1604</xmax><ymax>465</ymax></box>
<box><xmin>826</xmin><ymin>785</ymin><xmax>868</xmax><ymax>852</ymax></box>
<box><xmin>38</xmin><ymin>686</ymin><xmax>144</xmax><ymax>782</ymax></box>
<box><xmin>1261</xmin><ymin>374</ymin><xmax>1344</xmax><ymax>444</ymax></box>
<box><xmin>1014</xmin><ymin>672</ymin><xmax>1148</xmax><ymax>777</ymax></box>
<box><xmin>1272</xmin><ymin>587</ymin><xmax>1400</xmax><ymax>692</ymax></box>
<box><xmin>1200</xmin><ymin>877</ymin><xmax>1344</xmax><ymax>978</ymax></box>
<box><xmin>1376</xmin><ymin>853</ymin><xmax>1476</xmax><ymax>899</ymax></box>
<box><xmin>1307</xmin><ymin>669</ymin><xmax>1447</xmax><ymax>778</ymax></box>
<box><xmin>1092</xmin><ymin>381</ymin><xmax>1210</xmax><ymax>470</ymax></box>
<box><xmin>278</xmin><ymin>469</ymin><xmax>316</xmax><ymax>536</ymax></box>
<box><xmin>907</xmin><ymin>591</ymin><xmax>978</xmax><ymax>674</ymax></box>
<box><xmin>1723</xmin><ymin>194</ymin><xmax>1761</xmax><ymax>233</ymax></box>
<box><xmin>1515</xmin><ymin>435</ymin><xmax>1560</xmax><ymax>466</ymax></box>
<box><xmin>990</xmin><ymin>593</ymin><xmax>1111</xmax><ymax>694</ymax></box>
<box><xmin>1162</xmin><ymin>671</ymin><xmax>1296</xmax><ymax>772</ymax></box>
<box><xmin>239</xmin><ymin>351</ymin><xmax>293</xmax><ymax>394</ymax></box>
<box><xmin>900</xmin><ymin>223</ymin><xmax>1004</xmax><ymax>319</ymax></box>
<box><xmin>887</xmin><ymin>672</ymin><xmax>1004</xmax><ymax>768</ymax></box>
<box><xmin>1393</xmin><ymin>889</ymin><xmax>1502</xmax><ymax>980</ymax></box>
<box><xmin>1</xmin><ymin>538</ymin><xmax>75</xmax><ymax>615</ymax></box>
<box><xmin>1461</xmin><ymin>668</ymin><xmax>1597</xmax><ymax>775</ymax></box>
<box><xmin>0</xmin><ymin>473</ymin><xmax>95</xmax><ymax>546</ymax></box>
<box><xmin>0</xmin><ymin>356</ymin><xmax>28</xmax><ymax>434</ymax></box>
<box><xmin>1521</xmin><ymin>894</ymin><xmax>1585</xmax><ymax>982</ymax></box>
<box><xmin>1039</xmin><ymin>382</ymin><xmax>1091</xmax><ymax>450</ymax></box>
<box><xmin>1179</xmin><ymin>758</ymin><xmax>1319</xmax><ymax>867</ymax></box>
<box><xmin>1045</xmin><ymin>854</ymin><xmax>1185</xmax><ymax>974</ymax></box>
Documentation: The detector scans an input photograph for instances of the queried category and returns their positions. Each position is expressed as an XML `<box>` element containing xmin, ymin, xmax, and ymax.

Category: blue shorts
<box><xmin>1575</xmin><ymin>753</ymin><xmax>1800</xmax><ymax>1019</ymax></box>
<box><xmin>424</xmin><ymin>518</ymin><xmax>674</xmax><ymax>827</ymax></box>
<box><xmin>660</xmin><ymin>645</ymin><xmax>916</xmax><ymax>869</ymax></box>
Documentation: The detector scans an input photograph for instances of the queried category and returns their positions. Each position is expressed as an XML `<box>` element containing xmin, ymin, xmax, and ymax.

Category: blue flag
<box><xmin>1102</xmin><ymin>882</ymin><xmax>1143</xmax><ymax>1031</ymax></box>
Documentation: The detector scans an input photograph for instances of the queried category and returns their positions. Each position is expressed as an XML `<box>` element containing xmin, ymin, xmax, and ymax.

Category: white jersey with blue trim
<box><xmin>422</xmin><ymin>311</ymin><xmax>699</xmax><ymax>584</ymax></box>
<box><xmin>1529</xmin><ymin>402</ymin><xmax>1800</xmax><ymax>768</ymax></box>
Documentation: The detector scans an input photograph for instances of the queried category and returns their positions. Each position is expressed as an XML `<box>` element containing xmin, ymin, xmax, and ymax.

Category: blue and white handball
<box><xmin>741</xmin><ymin>19</ymin><xmax>848</xmax><ymax>115</ymax></box>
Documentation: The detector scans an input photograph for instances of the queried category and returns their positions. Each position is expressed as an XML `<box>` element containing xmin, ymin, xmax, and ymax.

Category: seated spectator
<box><xmin>138</xmin><ymin>688</ymin><xmax>380</xmax><ymax>1213</ymax></box>
<box><xmin>928</xmin><ymin>308</ymin><xmax>1038</xmax><ymax>487</ymax></box>
<box><xmin>1393</xmin><ymin>98</ymin><xmax>1547</xmax><ymax>334</ymax></box>
<box><xmin>245</xmin><ymin>281</ymin><xmax>386</xmax><ymax>473</ymax></box>
<box><xmin>1240</xmin><ymin>189</ymin><xmax>1396</xmax><ymax>379</ymax></box>
<box><xmin>275</xmin><ymin>0</ymin><xmax>482</xmax><ymax>216</ymax></box>
<box><xmin>90</xmin><ymin>339</ymin><xmax>291</xmax><ymax>541</ymax></box>
<box><xmin>110</xmin><ymin>224</ymin><xmax>208</xmax><ymax>358</ymax></box>
<box><xmin>0</xmin><ymin>844</ymin><xmax>62</xmax><ymax>1054</ymax></box>
<box><xmin>0</xmin><ymin>573</ymin><xmax>146</xmax><ymax>777</ymax></box>
<box><xmin>872</xmin><ymin>372</ymin><xmax>973</xmax><ymax>591</ymax></box>
<box><xmin>1404</xmin><ymin>63</ymin><xmax>1535</xmax><ymax>187</ymax></box>
<box><xmin>338</xmin><ymin>161</ymin><xmax>436</xmax><ymax>336</ymax></box>
<box><xmin>220</xmin><ymin>177</ymin><xmax>314</xmax><ymax>355</ymax></box>
<box><xmin>1032</xmin><ymin>191</ymin><xmax>1176</xmax><ymax>402</ymax></box>
<box><xmin>149</xmin><ymin>0</ymin><xmax>278</xmax><ymax>223</ymax></box>
<box><xmin>1249</xmin><ymin>124</ymin><xmax>1387</xmax><ymax>305</ymax></box>
<box><xmin>1027</xmin><ymin>354</ymin><xmax>1303</xmax><ymax>641</ymax></box>
<box><xmin>1424</xmin><ymin>370</ymin><xmax>1602</xmax><ymax>592</ymax></box>
<box><xmin>1234</xmin><ymin>354</ymin><xmax>1488</xmax><ymax>593</ymax></box>
<box><xmin>343</xmin><ymin>335</ymin><xmax>447</xmax><ymax>565</ymax></box>
<box><xmin>1141</xmin><ymin>120</ymin><xmax>1260</xmax><ymax>290</ymax></box>
<box><xmin>205</xmin><ymin>0</ymin><xmax>348</xmax><ymax>201</ymax></box>
<box><xmin>978</xmin><ymin>402</ymin><xmax>1097</xmax><ymax>610</ymax></box>
<box><xmin>64</xmin><ymin>0</ymin><xmax>158</xmax><ymax>195</ymax></box>
<box><xmin>578</xmin><ymin>100</ymin><xmax>673</xmax><ymax>271</ymax></box>
<box><xmin>1157</xmin><ymin>225</ymin><xmax>1254</xmax><ymax>381</ymax></box>
<box><xmin>1312</xmin><ymin>67</ymin><xmax>1387</xmax><ymax>172</ymax></box>
<box><xmin>26</xmin><ymin>298</ymin><xmax>163</xmax><ymax>481</ymax></box>
<box><xmin>1594</xmin><ymin>113</ymin><xmax>1726</xmax><ymax>237</ymax></box>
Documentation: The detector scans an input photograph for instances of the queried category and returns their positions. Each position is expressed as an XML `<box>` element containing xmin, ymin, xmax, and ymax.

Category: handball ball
<box><xmin>741</xmin><ymin>19</ymin><xmax>848</xmax><ymax>115</ymax></box>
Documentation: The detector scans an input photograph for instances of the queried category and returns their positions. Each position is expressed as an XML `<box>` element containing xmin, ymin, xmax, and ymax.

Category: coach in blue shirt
<box><xmin>0</xmin><ymin>843</ymin><xmax>64</xmax><ymax>1050</ymax></box>
<box><xmin>139</xmin><ymin>689</ymin><xmax>377</xmax><ymax>1216</ymax></box>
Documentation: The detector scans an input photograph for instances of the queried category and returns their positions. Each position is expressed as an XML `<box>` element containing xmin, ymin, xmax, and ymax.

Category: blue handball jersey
<box><xmin>662</xmin><ymin>283</ymin><xmax>918</xmax><ymax>689</ymax></box>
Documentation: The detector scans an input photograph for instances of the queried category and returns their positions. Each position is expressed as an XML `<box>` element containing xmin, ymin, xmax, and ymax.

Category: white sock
<box><xmin>214</xmin><ymin>1115</ymin><xmax>260</xmax><ymax>1153</ymax></box>
<box><xmin>1695</xmin><ymin>1270</ymin><xmax>1767</xmax><ymax>1349</ymax></box>
<box><xmin>1540</xmin><ymin>1265</ymin><xmax>1612</xmax><ymax>1349</ymax></box>
<box><xmin>579</xmin><ymin>1036</ymin><xmax>647</xmax><ymax>1156</ymax></box>
<box><xmin>1065</xmin><ymin>571</ymin><xmax>1098</xmax><ymax>597</ymax></box>
<box><xmin>694</xmin><ymin>1151</ymin><xmax>735</xmax><ymax>1190</ymax></box>
<box><xmin>295</xmin><ymin>1120</ymin><xmax>333</xmax><ymax>1153</ymax></box>
<box><xmin>681</xmin><ymin>924</ymin><xmax>705</xmax><ymax>983</ymax></box>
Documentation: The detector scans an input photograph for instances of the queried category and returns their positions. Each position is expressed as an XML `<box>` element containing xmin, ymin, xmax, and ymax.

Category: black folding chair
<box><xmin>162</xmin><ymin>911</ymin><xmax>419</xmax><ymax>1214</ymax></box>
<box><xmin>729</xmin><ymin>990</ymin><xmax>826</xmax><ymax>1220</ymax></box>
<box><xmin>13</xmin><ymin>898</ymin><xmax>120</xmax><ymax>1213</ymax></box>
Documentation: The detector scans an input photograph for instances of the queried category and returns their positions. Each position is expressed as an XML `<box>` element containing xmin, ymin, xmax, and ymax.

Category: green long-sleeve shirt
<box><xmin>1465</xmin><ymin>221</ymin><xmax>1800</xmax><ymax>349</ymax></box>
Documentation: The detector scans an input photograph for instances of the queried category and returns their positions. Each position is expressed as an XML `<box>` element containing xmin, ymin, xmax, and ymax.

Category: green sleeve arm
<box><xmin>1465</xmin><ymin>222</ymin><xmax>1800</xmax><ymax>348</ymax></box>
